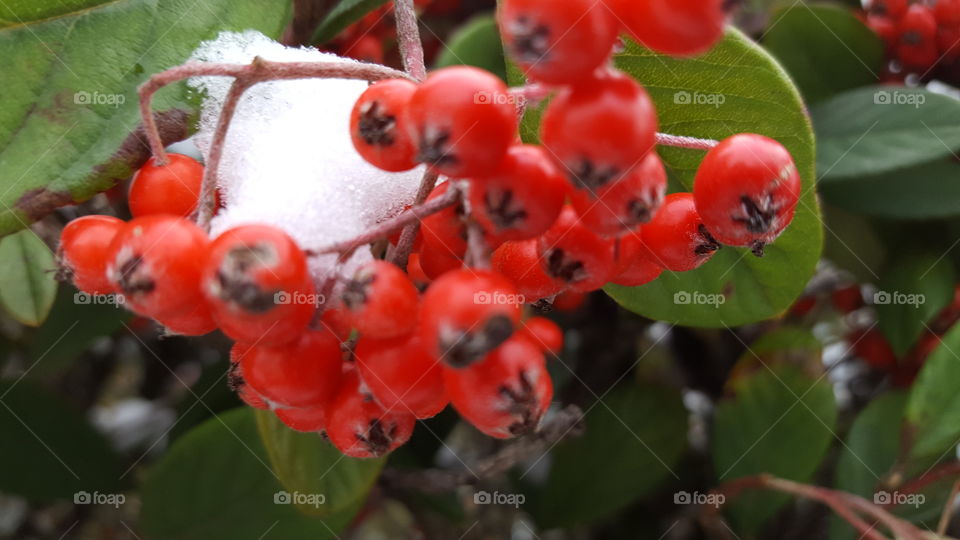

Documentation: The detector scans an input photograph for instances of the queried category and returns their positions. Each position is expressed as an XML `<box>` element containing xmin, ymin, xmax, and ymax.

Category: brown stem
<box><xmin>390</xmin><ymin>170</ymin><xmax>440</xmax><ymax>269</ymax></box>
<box><xmin>892</xmin><ymin>460</ymin><xmax>960</xmax><ymax>499</ymax></box>
<box><xmin>394</xmin><ymin>0</ymin><xmax>426</xmax><ymax>81</ymax></box>
<box><xmin>459</xmin><ymin>180</ymin><xmax>490</xmax><ymax>270</ymax></box>
<box><xmin>937</xmin><ymin>478</ymin><xmax>960</xmax><ymax>536</ymax></box>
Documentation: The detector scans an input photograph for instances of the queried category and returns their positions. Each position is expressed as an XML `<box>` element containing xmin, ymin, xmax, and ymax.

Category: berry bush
<box><xmin>1</xmin><ymin>0</ymin><xmax>960</xmax><ymax>538</ymax></box>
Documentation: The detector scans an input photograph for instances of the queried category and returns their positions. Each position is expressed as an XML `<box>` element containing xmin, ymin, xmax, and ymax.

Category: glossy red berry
<box><xmin>693</xmin><ymin>134</ymin><xmax>801</xmax><ymax>256</ymax></box>
<box><xmin>419</xmin><ymin>269</ymin><xmax>522</xmax><ymax>368</ymax></box>
<box><xmin>570</xmin><ymin>152</ymin><xmax>667</xmax><ymax>237</ymax></box>
<box><xmin>538</xmin><ymin>206</ymin><xmax>616</xmax><ymax>293</ymax></box>
<box><xmin>228</xmin><ymin>345</ymin><xmax>269</xmax><ymax>410</ymax></box>
<box><xmin>867</xmin><ymin>0</ymin><xmax>908</xmax><ymax>19</ymax></box>
<box><xmin>275</xmin><ymin>405</ymin><xmax>331</xmax><ymax>433</ymax></box>
<box><xmin>492</xmin><ymin>239</ymin><xmax>565</xmax><ymax>301</ymax></box>
<box><xmin>938</xmin><ymin>26</ymin><xmax>960</xmax><ymax>60</ymax></box>
<box><xmin>326</xmin><ymin>371</ymin><xmax>416</xmax><ymax>458</ymax></box>
<box><xmin>499</xmin><ymin>0</ymin><xmax>618</xmax><ymax>85</ymax></box>
<box><xmin>518</xmin><ymin>317</ymin><xmax>563</xmax><ymax>354</ymax></box>
<box><xmin>106</xmin><ymin>215</ymin><xmax>209</xmax><ymax>318</ymax></box>
<box><xmin>867</xmin><ymin>15</ymin><xmax>899</xmax><ymax>50</ymax></box>
<box><xmin>831</xmin><ymin>285</ymin><xmax>864</xmax><ymax>314</ymax></box>
<box><xmin>343</xmin><ymin>34</ymin><xmax>385</xmax><ymax>64</ymax></box>
<box><xmin>935</xmin><ymin>0</ymin><xmax>960</xmax><ymax>26</ymax></box>
<box><xmin>156</xmin><ymin>302</ymin><xmax>217</xmax><ymax>336</ymax></box>
<box><xmin>552</xmin><ymin>290</ymin><xmax>586</xmax><ymax>312</ymax></box>
<box><xmin>203</xmin><ymin>225</ymin><xmax>315</xmax><ymax>346</ymax></box>
<box><xmin>443</xmin><ymin>335</ymin><xmax>553</xmax><ymax>439</ymax></box>
<box><xmin>351</xmin><ymin>79</ymin><xmax>419</xmax><ymax>172</ymax></box>
<box><xmin>608</xmin><ymin>0</ymin><xmax>725</xmax><ymax>57</ymax></box>
<box><xmin>356</xmin><ymin>334</ymin><xmax>448</xmax><ymax>419</ymax></box>
<box><xmin>420</xmin><ymin>182</ymin><xmax>467</xmax><ymax>275</ymax></box>
<box><xmin>641</xmin><ymin>193</ymin><xmax>720</xmax><ymax>272</ymax></box>
<box><xmin>541</xmin><ymin>70</ymin><xmax>658</xmax><ymax>193</ymax></box>
<box><xmin>128</xmin><ymin>154</ymin><xmax>205</xmax><ymax>218</ymax></box>
<box><xmin>59</xmin><ymin>215</ymin><xmax>124</xmax><ymax>295</ymax></box>
<box><xmin>241</xmin><ymin>329</ymin><xmax>343</xmax><ymax>409</ymax></box>
<box><xmin>610</xmin><ymin>230</ymin><xmax>663</xmax><ymax>287</ymax></box>
<box><xmin>342</xmin><ymin>260</ymin><xmax>419</xmax><ymax>340</ymax></box>
<box><xmin>470</xmin><ymin>145</ymin><xmax>567</xmax><ymax>243</ymax></box>
<box><xmin>850</xmin><ymin>328</ymin><xmax>897</xmax><ymax>372</ymax></box>
<box><xmin>897</xmin><ymin>5</ymin><xmax>939</xmax><ymax>68</ymax></box>
<box><xmin>407</xmin><ymin>66</ymin><xmax>518</xmax><ymax>178</ymax></box>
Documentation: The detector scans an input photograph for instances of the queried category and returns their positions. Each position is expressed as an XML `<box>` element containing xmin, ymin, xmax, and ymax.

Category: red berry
<box><xmin>241</xmin><ymin>329</ymin><xmax>343</xmax><ymax>409</ymax></box>
<box><xmin>343</xmin><ymin>35</ymin><xmax>385</xmax><ymax>64</ymax></box>
<box><xmin>443</xmin><ymin>335</ymin><xmax>552</xmax><ymax>438</ymax></box>
<box><xmin>326</xmin><ymin>371</ymin><xmax>416</xmax><ymax>458</ymax></box>
<box><xmin>492</xmin><ymin>238</ymin><xmax>565</xmax><ymax>301</ymax></box>
<box><xmin>831</xmin><ymin>285</ymin><xmax>864</xmax><ymax>314</ymax></box>
<box><xmin>420</xmin><ymin>182</ymin><xmax>467</xmax><ymax>272</ymax></box>
<box><xmin>850</xmin><ymin>328</ymin><xmax>897</xmax><ymax>372</ymax></box>
<box><xmin>641</xmin><ymin>193</ymin><xmax>720</xmax><ymax>272</ymax></box>
<box><xmin>552</xmin><ymin>290</ymin><xmax>587</xmax><ymax>312</ymax></box>
<box><xmin>693</xmin><ymin>134</ymin><xmax>800</xmax><ymax>255</ymax></box>
<box><xmin>519</xmin><ymin>317</ymin><xmax>563</xmax><ymax>354</ymax></box>
<box><xmin>228</xmin><ymin>345</ymin><xmax>269</xmax><ymax>410</ymax></box>
<box><xmin>350</xmin><ymin>79</ymin><xmax>419</xmax><ymax>172</ymax></box>
<box><xmin>867</xmin><ymin>0</ymin><xmax>908</xmax><ymax>19</ymax></box>
<box><xmin>938</xmin><ymin>25</ymin><xmax>960</xmax><ymax>60</ymax></box>
<box><xmin>935</xmin><ymin>0</ymin><xmax>960</xmax><ymax>26</ymax></box>
<box><xmin>406</xmin><ymin>253</ymin><xmax>431</xmax><ymax>286</ymax></box>
<box><xmin>541</xmin><ymin>70</ymin><xmax>658</xmax><ymax>193</ymax></box>
<box><xmin>419</xmin><ymin>269</ymin><xmax>522</xmax><ymax>368</ymax></box>
<box><xmin>470</xmin><ymin>145</ymin><xmax>567</xmax><ymax>243</ymax></box>
<box><xmin>538</xmin><ymin>206</ymin><xmax>616</xmax><ymax>293</ymax></box>
<box><xmin>498</xmin><ymin>0</ymin><xmax>618</xmax><ymax>85</ymax></box>
<box><xmin>356</xmin><ymin>334</ymin><xmax>448</xmax><ymax>419</ymax></box>
<box><xmin>610</xmin><ymin>230</ymin><xmax>663</xmax><ymax>287</ymax></box>
<box><xmin>59</xmin><ymin>215</ymin><xmax>124</xmax><ymax>295</ymax></box>
<box><xmin>867</xmin><ymin>15</ymin><xmax>899</xmax><ymax>51</ymax></box>
<box><xmin>342</xmin><ymin>260</ymin><xmax>419</xmax><ymax>339</ymax></box>
<box><xmin>128</xmin><ymin>154</ymin><xmax>205</xmax><ymax>218</ymax></box>
<box><xmin>106</xmin><ymin>215</ymin><xmax>209</xmax><ymax>318</ymax></box>
<box><xmin>407</xmin><ymin>66</ymin><xmax>518</xmax><ymax>178</ymax></box>
<box><xmin>608</xmin><ymin>0</ymin><xmax>725</xmax><ymax>57</ymax></box>
<box><xmin>789</xmin><ymin>296</ymin><xmax>817</xmax><ymax>318</ymax></box>
<box><xmin>570</xmin><ymin>153</ymin><xmax>667</xmax><ymax>237</ymax></box>
<box><xmin>203</xmin><ymin>225</ymin><xmax>315</xmax><ymax>346</ymax></box>
<box><xmin>897</xmin><ymin>5</ymin><xmax>939</xmax><ymax>68</ymax></box>
<box><xmin>275</xmin><ymin>406</ymin><xmax>330</xmax><ymax>433</ymax></box>
<box><xmin>156</xmin><ymin>302</ymin><xmax>217</xmax><ymax>336</ymax></box>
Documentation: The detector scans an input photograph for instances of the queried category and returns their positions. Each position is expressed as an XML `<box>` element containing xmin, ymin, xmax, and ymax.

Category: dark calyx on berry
<box><xmin>485</xmin><ymin>188</ymin><xmax>529</xmax><ymax>230</ymax></box>
<box><xmin>733</xmin><ymin>194</ymin><xmax>782</xmax><ymax>235</ymax></box>
<box><xmin>215</xmin><ymin>244</ymin><xmax>281</xmax><ymax>313</ymax></box>
<box><xmin>227</xmin><ymin>361</ymin><xmax>245</xmax><ymax>392</ymax></box>
<box><xmin>626</xmin><ymin>190</ymin><xmax>662</xmax><ymax>225</ymax></box>
<box><xmin>357</xmin><ymin>418</ymin><xmax>397</xmax><ymax>457</ymax></box>
<box><xmin>507</xmin><ymin>16</ymin><xmax>551</xmax><ymax>63</ymax></box>
<box><xmin>342</xmin><ymin>272</ymin><xmax>375</xmax><ymax>309</ymax></box>
<box><xmin>441</xmin><ymin>315</ymin><xmax>515</xmax><ymax>368</ymax></box>
<box><xmin>358</xmin><ymin>101</ymin><xmax>398</xmax><ymax>147</ymax></box>
<box><xmin>417</xmin><ymin>129</ymin><xmax>458</xmax><ymax>167</ymax></box>
<box><xmin>545</xmin><ymin>248</ymin><xmax>586</xmax><ymax>284</ymax></box>
<box><xmin>569</xmin><ymin>159</ymin><xmax>620</xmax><ymax>193</ymax></box>
<box><xmin>117</xmin><ymin>255</ymin><xmax>155</xmax><ymax>296</ymax></box>
<box><xmin>694</xmin><ymin>225</ymin><xmax>722</xmax><ymax>256</ymax></box>
<box><xmin>500</xmin><ymin>371</ymin><xmax>540</xmax><ymax>436</ymax></box>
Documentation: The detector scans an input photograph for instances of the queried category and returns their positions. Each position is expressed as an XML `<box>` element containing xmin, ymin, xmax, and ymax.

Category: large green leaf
<box><xmin>713</xmin><ymin>366</ymin><xmax>838</xmax><ymax>535</ymax></box>
<box><xmin>0</xmin><ymin>0</ymin><xmax>291</xmax><ymax>236</ymax></box>
<box><xmin>255</xmin><ymin>409</ymin><xmax>385</xmax><ymax>517</ymax></box>
<box><xmin>600</xmin><ymin>29</ymin><xmax>822</xmax><ymax>327</ymax></box>
<box><xmin>876</xmin><ymin>253</ymin><xmax>955</xmax><ymax>356</ymax></box>
<box><xmin>763</xmin><ymin>4</ymin><xmax>883</xmax><ymax>104</ymax></box>
<box><xmin>141</xmin><ymin>408</ymin><xmax>357</xmax><ymax>540</ymax></box>
<box><xmin>312</xmin><ymin>0</ymin><xmax>389</xmax><ymax>44</ymax></box>
<box><xmin>0</xmin><ymin>380</ymin><xmax>121</xmax><ymax>501</ymax></box>
<box><xmin>906</xmin><ymin>324</ymin><xmax>960</xmax><ymax>462</ymax></box>
<box><xmin>532</xmin><ymin>384</ymin><xmax>687</xmax><ymax>528</ymax></box>
<box><xmin>0</xmin><ymin>229</ymin><xmax>57</xmax><ymax>326</ymax></box>
<box><xmin>435</xmin><ymin>14</ymin><xmax>507</xmax><ymax>82</ymax></box>
<box><xmin>813</xmin><ymin>87</ymin><xmax>960</xmax><ymax>181</ymax></box>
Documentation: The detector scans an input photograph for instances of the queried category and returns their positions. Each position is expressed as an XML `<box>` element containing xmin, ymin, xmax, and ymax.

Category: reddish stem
<box><xmin>390</xmin><ymin>170</ymin><xmax>440</xmax><ymax>269</ymax></box>
<box><xmin>655</xmin><ymin>132</ymin><xmax>719</xmax><ymax>150</ymax></box>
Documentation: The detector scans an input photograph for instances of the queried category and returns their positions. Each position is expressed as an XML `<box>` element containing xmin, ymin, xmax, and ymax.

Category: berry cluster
<box><xmin>862</xmin><ymin>0</ymin><xmax>960</xmax><ymax>76</ymax></box>
<box><xmin>326</xmin><ymin>0</ymin><xmax>458</xmax><ymax>64</ymax></box>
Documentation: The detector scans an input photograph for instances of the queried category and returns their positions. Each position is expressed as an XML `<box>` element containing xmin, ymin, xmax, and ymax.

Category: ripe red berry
<box><xmin>326</xmin><ymin>371</ymin><xmax>416</xmax><ymax>458</ymax></box>
<box><xmin>939</xmin><ymin>26</ymin><xmax>960</xmax><ymax>60</ymax></box>
<box><xmin>641</xmin><ymin>193</ymin><xmax>720</xmax><ymax>272</ymax></box>
<box><xmin>59</xmin><ymin>215</ymin><xmax>124</xmax><ymax>295</ymax></box>
<box><xmin>831</xmin><ymin>285</ymin><xmax>864</xmax><ymax>314</ymax></box>
<box><xmin>241</xmin><ymin>329</ymin><xmax>343</xmax><ymax>409</ymax></box>
<box><xmin>128</xmin><ymin>154</ymin><xmax>205</xmax><ymax>218</ymax></box>
<box><xmin>356</xmin><ymin>334</ymin><xmax>448</xmax><ymax>419</ymax></box>
<box><xmin>407</xmin><ymin>66</ymin><xmax>518</xmax><ymax>178</ymax></box>
<box><xmin>350</xmin><ymin>79</ymin><xmax>419</xmax><ymax>172</ymax></box>
<box><xmin>443</xmin><ymin>335</ymin><xmax>553</xmax><ymax>439</ymax></box>
<box><xmin>693</xmin><ymin>134</ymin><xmax>800</xmax><ymax>256</ymax></box>
<box><xmin>541</xmin><ymin>70</ymin><xmax>658</xmax><ymax>193</ymax></box>
<box><xmin>538</xmin><ymin>206</ymin><xmax>616</xmax><ymax>293</ymax></box>
<box><xmin>570</xmin><ymin>152</ymin><xmax>667</xmax><ymax>237</ymax></box>
<box><xmin>607</xmin><ymin>0</ymin><xmax>725</xmax><ymax>57</ymax></box>
<box><xmin>343</xmin><ymin>34</ymin><xmax>385</xmax><ymax>64</ymax></box>
<box><xmin>552</xmin><ymin>290</ymin><xmax>586</xmax><ymax>312</ymax></box>
<box><xmin>155</xmin><ymin>302</ymin><xmax>217</xmax><ymax>336</ymax></box>
<box><xmin>499</xmin><ymin>0</ymin><xmax>618</xmax><ymax>85</ymax></box>
<box><xmin>518</xmin><ymin>317</ymin><xmax>563</xmax><ymax>354</ymax></box>
<box><xmin>228</xmin><ymin>345</ymin><xmax>269</xmax><ymax>410</ymax></box>
<box><xmin>897</xmin><ymin>5</ymin><xmax>939</xmax><ymax>68</ymax></box>
<box><xmin>850</xmin><ymin>328</ymin><xmax>897</xmax><ymax>372</ymax></box>
<box><xmin>867</xmin><ymin>15</ymin><xmax>899</xmax><ymax>50</ymax></box>
<box><xmin>610</xmin><ymin>230</ymin><xmax>663</xmax><ymax>287</ymax></box>
<box><xmin>867</xmin><ymin>0</ymin><xmax>908</xmax><ymax>19</ymax></box>
<box><xmin>492</xmin><ymin>239</ymin><xmax>565</xmax><ymax>301</ymax></box>
<box><xmin>419</xmin><ymin>269</ymin><xmax>522</xmax><ymax>368</ymax></box>
<box><xmin>106</xmin><ymin>215</ymin><xmax>209</xmax><ymax>318</ymax></box>
<box><xmin>342</xmin><ymin>260</ymin><xmax>419</xmax><ymax>340</ymax></box>
<box><xmin>935</xmin><ymin>0</ymin><xmax>960</xmax><ymax>26</ymax></box>
<box><xmin>420</xmin><ymin>182</ymin><xmax>467</xmax><ymax>274</ymax></box>
<box><xmin>275</xmin><ymin>405</ymin><xmax>331</xmax><ymax>433</ymax></box>
<box><xmin>203</xmin><ymin>225</ymin><xmax>316</xmax><ymax>346</ymax></box>
<box><xmin>470</xmin><ymin>145</ymin><xmax>567</xmax><ymax>243</ymax></box>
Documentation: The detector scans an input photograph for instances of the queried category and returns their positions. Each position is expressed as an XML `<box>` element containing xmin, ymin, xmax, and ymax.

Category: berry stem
<box><xmin>654</xmin><ymin>132</ymin><xmax>719</xmax><ymax>150</ymax></box>
<box><xmin>390</xmin><ymin>169</ymin><xmax>441</xmax><ymax>269</ymax></box>
<box><xmin>394</xmin><ymin>0</ymin><xmax>427</xmax><ymax>81</ymax></box>
<box><xmin>459</xmin><ymin>180</ymin><xmax>491</xmax><ymax>270</ymax></box>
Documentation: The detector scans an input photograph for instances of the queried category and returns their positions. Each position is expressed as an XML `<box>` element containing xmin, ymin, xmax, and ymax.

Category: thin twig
<box><xmin>390</xmin><ymin>170</ymin><xmax>440</xmax><ymax>269</ymax></box>
<box><xmin>938</xmin><ymin>478</ymin><xmax>960</xmax><ymax>536</ymax></box>
<box><xmin>394</xmin><ymin>0</ymin><xmax>426</xmax><ymax>81</ymax></box>
<box><xmin>655</xmin><ymin>132</ymin><xmax>719</xmax><ymax>151</ymax></box>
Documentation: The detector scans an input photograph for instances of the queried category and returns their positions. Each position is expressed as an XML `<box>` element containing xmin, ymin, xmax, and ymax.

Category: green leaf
<box><xmin>713</xmin><ymin>366</ymin><xmax>838</xmax><ymax>535</ymax></box>
<box><xmin>876</xmin><ymin>253</ymin><xmax>955</xmax><ymax>356</ymax></box>
<box><xmin>0</xmin><ymin>380</ymin><xmax>121</xmax><ymax>501</ymax></box>
<box><xmin>822</xmin><ymin>204</ymin><xmax>885</xmax><ymax>282</ymax></box>
<box><xmin>312</xmin><ymin>0</ymin><xmax>390</xmax><ymax>44</ymax></box>
<box><xmin>141</xmin><ymin>408</ymin><xmax>357</xmax><ymax>540</ymax></box>
<box><xmin>532</xmin><ymin>384</ymin><xmax>687</xmax><ymax>527</ymax></box>
<box><xmin>0</xmin><ymin>0</ymin><xmax>291</xmax><ymax>236</ymax></box>
<box><xmin>763</xmin><ymin>3</ymin><xmax>883</xmax><ymax>103</ymax></box>
<box><xmin>255</xmin><ymin>409</ymin><xmax>385</xmax><ymax>517</ymax></box>
<box><xmin>813</xmin><ymin>87</ymin><xmax>960</xmax><ymax>181</ymax></box>
<box><xmin>906</xmin><ymin>324</ymin><xmax>960</xmax><ymax>462</ymax></box>
<box><xmin>600</xmin><ymin>29</ymin><xmax>822</xmax><ymax>327</ymax></box>
<box><xmin>435</xmin><ymin>14</ymin><xmax>507</xmax><ymax>82</ymax></box>
<box><xmin>0</xmin><ymin>229</ymin><xmax>57</xmax><ymax>326</ymax></box>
